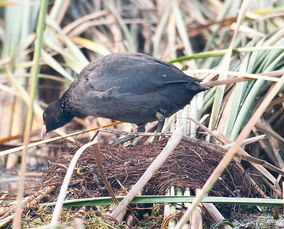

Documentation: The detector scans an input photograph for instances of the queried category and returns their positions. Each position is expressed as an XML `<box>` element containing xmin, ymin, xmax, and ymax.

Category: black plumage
<box><xmin>42</xmin><ymin>53</ymin><xmax>207</xmax><ymax>136</ymax></box>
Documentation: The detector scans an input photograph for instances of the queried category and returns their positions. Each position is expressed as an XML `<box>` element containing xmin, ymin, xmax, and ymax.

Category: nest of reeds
<box><xmin>42</xmin><ymin>137</ymin><xmax>260</xmax><ymax>199</ymax></box>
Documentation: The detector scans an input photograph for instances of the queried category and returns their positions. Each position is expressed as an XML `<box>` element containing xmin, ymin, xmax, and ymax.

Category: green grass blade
<box><xmin>42</xmin><ymin>195</ymin><xmax>284</xmax><ymax>207</ymax></box>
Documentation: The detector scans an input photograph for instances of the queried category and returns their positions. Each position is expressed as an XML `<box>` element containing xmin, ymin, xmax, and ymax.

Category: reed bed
<box><xmin>0</xmin><ymin>0</ymin><xmax>283</xmax><ymax>228</ymax></box>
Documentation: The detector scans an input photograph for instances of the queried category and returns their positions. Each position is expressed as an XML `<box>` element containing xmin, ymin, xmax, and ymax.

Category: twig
<box><xmin>100</xmin><ymin>129</ymin><xmax>171</xmax><ymax>136</ymax></box>
<box><xmin>93</xmin><ymin>144</ymin><xmax>118</xmax><ymax>204</ymax></box>
<box><xmin>111</xmin><ymin>126</ymin><xmax>184</xmax><ymax>219</ymax></box>
<box><xmin>194</xmin><ymin>70</ymin><xmax>281</xmax><ymax>86</ymax></box>
<box><xmin>223</xmin><ymin>135</ymin><xmax>266</xmax><ymax>148</ymax></box>
<box><xmin>203</xmin><ymin>77</ymin><xmax>248</xmax><ymax>87</ymax></box>
<box><xmin>0</xmin><ymin>121</ymin><xmax>123</xmax><ymax>157</ymax></box>
<box><xmin>187</xmin><ymin>117</ymin><xmax>224</xmax><ymax>144</ymax></box>
<box><xmin>256</xmin><ymin>121</ymin><xmax>284</xmax><ymax>143</ymax></box>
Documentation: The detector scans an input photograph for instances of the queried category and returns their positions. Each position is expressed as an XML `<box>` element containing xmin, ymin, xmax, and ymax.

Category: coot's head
<box><xmin>41</xmin><ymin>100</ymin><xmax>74</xmax><ymax>138</ymax></box>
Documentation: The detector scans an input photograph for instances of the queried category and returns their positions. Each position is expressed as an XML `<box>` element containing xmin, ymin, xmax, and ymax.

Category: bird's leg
<box><xmin>153</xmin><ymin>112</ymin><xmax>165</xmax><ymax>141</ymax></box>
<box><xmin>137</xmin><ymin>124</ymin><xmax>145</xmax><ymax>132</ymax></box>
<box><xmin>110</xmin><ymin>124</ymin><xmax>145</xmax><ymax>145</ymax></box>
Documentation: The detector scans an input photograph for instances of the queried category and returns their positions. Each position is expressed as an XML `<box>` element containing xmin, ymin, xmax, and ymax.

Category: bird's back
<box><xmin>64</xmin><ymin>53</ymin><xmax>207</xmax><ymax>124</ymax></box>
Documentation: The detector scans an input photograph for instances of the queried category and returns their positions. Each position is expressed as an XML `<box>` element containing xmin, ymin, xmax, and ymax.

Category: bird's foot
<box><xmin>110</xmin><ymin>124</ymin><xmax>146</xmax><ymax>146</ymax></box>
<box><xmin>154</xmin><ymin>112</ymin><xmax>165</xmax><ymax>141</ymax></box>
<box><xmin>110</xmin><ymin>135</ymin><xmax>136</xmax><ymax>146</ymax></box>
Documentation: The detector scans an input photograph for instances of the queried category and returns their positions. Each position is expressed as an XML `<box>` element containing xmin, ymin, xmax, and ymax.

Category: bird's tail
<box><xmin>187</xmin><ymin>81</ymin><xmax>209</xmax><ymax>93</ymax></box>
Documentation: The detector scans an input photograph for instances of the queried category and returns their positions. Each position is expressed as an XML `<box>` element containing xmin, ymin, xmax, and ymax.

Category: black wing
<box><xmin>78</xmin><ymin>53</ymin><xmax>202</xmax><ymax>94</ymax></box>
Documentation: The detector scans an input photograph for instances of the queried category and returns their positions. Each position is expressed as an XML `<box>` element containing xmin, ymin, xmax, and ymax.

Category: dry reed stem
<box><xmin>194</xmin><ymin>69</ymin><xmax>282</xmax><ymax>82</ymax></box>
<box><xmin>189</xmin><ymin>189</ymin><xmax>203</xmax><ymax>229</ymax></box>
<box><xmin>63</xmin><ymin>11</ymin><xmax>108</xmax><ymax>35</ymax></box>
<box><xmin>12</xmin><ymin>1</ymin><xmax>48</xmax><ymax>228</ymax></box>
<box><xmin>93</xmin><ymin>144</ymin><xmax>118</xmax><ymax>204</ymax></box>
<box><xmin>111</xmin><ymin>126</ymin><xmax>184</xmax><ymax>219</ymax></box>
<box><xmin>50</xmin><ymin>140</ymin><xmax>99</xmax><ymax>226</ymax></box>
<box><xmin>0</xmin><ymin>121</ymin><xmax>123</xmax><ymax>157</ymax></box>
<box><xmin>222</xmin><ymin>135</ymin><xmax>266</xmax><ymax>148</ymax></box>
<box><xmin>256</xmin><ymin>121</ymin><xmax>284</xmax><ymax>143</ymax></box>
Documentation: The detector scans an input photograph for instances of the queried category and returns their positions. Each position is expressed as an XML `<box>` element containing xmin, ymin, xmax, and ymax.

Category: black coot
<box><xmin>41</xmin><ymin>53</ymin><xmax>207</xmax><ymax>137</ymax></box>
